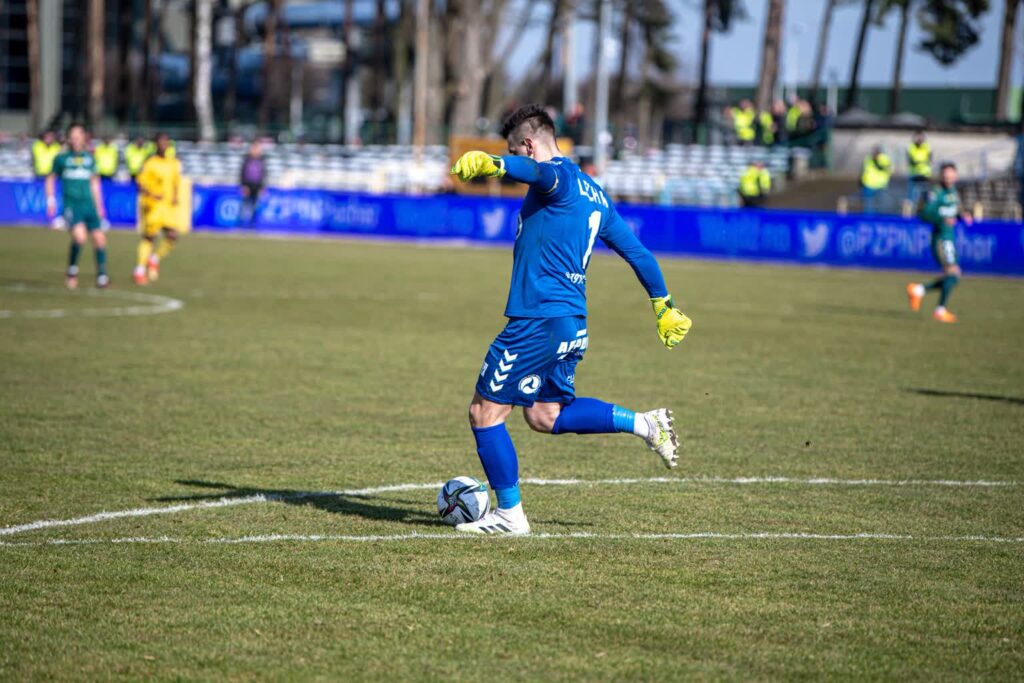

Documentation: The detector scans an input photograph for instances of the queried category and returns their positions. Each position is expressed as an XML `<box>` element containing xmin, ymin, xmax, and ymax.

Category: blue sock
<box><xmin>550</xmin><ymin>397</ymin><xmax>635</xmax><ymax>435</ymax></box>
<box><xmin>472</xmin><ymin>423</ymin><xmax>521</xmax><ymax>509</ymax></box>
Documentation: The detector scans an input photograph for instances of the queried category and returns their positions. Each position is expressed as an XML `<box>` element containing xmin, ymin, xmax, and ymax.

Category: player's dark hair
<box><xmin>940</xmin><ymin>162</ymin><xmax>957</xmax><ymax>172</ymax></box>
<box><xmin>500</xmin><ymin>104</ymin><xmax>555</xmax><ymax>140</ymax></box>
<box><xmin>66</xmin><ymin>122</ymin><xmax>85</xmax><ymax>135</ymax></box>
<box><xmin>155</xmin><ymin>131</ymin><xmax>170</xmax><ymax>142</ymax></box>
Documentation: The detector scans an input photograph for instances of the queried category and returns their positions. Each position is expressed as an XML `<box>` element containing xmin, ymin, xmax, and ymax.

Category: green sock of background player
<box><xmin>68</xmin><ymin>242</ymin><xmax>81</xmax><ymax>274</ymax></box>
<box><xmin>94</xmin><ymin>247</ymin><xmax>107</xmax><ymax>278</ymax></box>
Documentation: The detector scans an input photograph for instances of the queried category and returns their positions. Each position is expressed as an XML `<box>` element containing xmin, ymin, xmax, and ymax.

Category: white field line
<box><xmin>1</xmin><ymin>531</ymin><xmax>1022</xmax><ymax>548</ymax></box>
<box><xmin>1</xmin><ymin>284</ymin><xmax>184</xmax><ymax>319</ymax></box>
<box><xmin>1</xmin><ymin>475</ymin><xmax>1019</xmax><ymax>539</ymax></box>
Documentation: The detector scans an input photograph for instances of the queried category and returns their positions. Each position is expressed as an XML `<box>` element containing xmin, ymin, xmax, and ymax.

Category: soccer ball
<box><xmin>437</xmin><ymin>476</ymin><xmax>490</xmax><ymax>526</ymax></box>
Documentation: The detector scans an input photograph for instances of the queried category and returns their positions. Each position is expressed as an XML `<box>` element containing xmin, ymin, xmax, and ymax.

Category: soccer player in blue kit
<box><xmin>450</xmin><ymin>105</ymin><xmax>692</xmax><ymax>535</ymax></box>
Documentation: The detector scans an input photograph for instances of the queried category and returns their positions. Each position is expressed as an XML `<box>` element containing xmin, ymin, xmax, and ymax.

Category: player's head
<box><xmin>41</xmin><ymin>129</ymin><xmax>55</xmax><ymax>143</ymax></box>
<box><xmin>154</xmin><ymin>132</ymin><xmax>170</xmax><ymax>155</ymax></box>
<box><xmin>940</xmin><ymin>162</ymin><xmax>957</xmax><ymax>187</ymax></box>
<box><xmin>66</xmin><ymin>123</ymin><xmax>86</xmax><ymax>152</ymax></box>
<box><xmin>500</xmin><ymin>104</ymin><xmax>559</xmax><ymax>161</ymax></box>
<box><xmin>248</xmin><ymin>140</ymin><xmax>263</xmax><ymax>156</ymax></box>
<box><xmin>913</xmin><ymin>129</ymin><xmax>926</xmax><ymax>143</ymax></box>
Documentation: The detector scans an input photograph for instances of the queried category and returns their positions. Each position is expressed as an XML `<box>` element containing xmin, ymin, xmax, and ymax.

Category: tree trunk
<box><xmin>116</xmin><ymin>0</ymin><xmax>133</xmax><ymax>123</ymax></box>
<box><xmin>193</xmin><ymin>0</ymin><xmax>215</xmax><ymax>141</ymax></box>
<box><xmin>259</xmin><ymin>0</ymin><xmax>280</xmax><ymax>131</ymax></box>
<box><xmin>339</xmin><ymin>0</ymin><xmax>353</xmax><ymax>141</ymax></box>
<box><xmin>412</xmin><ymin>0</ymin><xmax>429</xmax><ymax>150</ymax></box>
<box><xmin>139</xmin><ymin>0</ymin><xmax>152</xmax><ymax>122</ymax></box>
<box><xmin>755</xmin><ymin>0</ymin><xmax>784</xmax><ymax>112</ymax></box>
<box><xmin>889</xmin><ymin>0</ymin><xmax>910</xmax><ymax>114</ymax></box>
<box><xmin>449</xmin><ymin>0</ymin><xmax>487</xmax><ymax>136</ymax></box>
<box><xmin>26</xmin><ymin>0</ymin><xmax>41</xmax><ymax>132</ymax></box>
<box><xmin>612</xmin><ymin>0</ymin><xmax>634</xmax><ymax>140</ymax></box>
<box><xmin>995</xmin><ymin>0</ymin><xmax>1020</xmax><ymax>120</ymax></box>
<box><xmin>539</xmin><ymin>0</ymin><xmax>565</xmax><ymax>99</ymax></box>
<box><xmin>88</xmin><ymin>0</ymin><xmax>105</xmax><ymax>127</ymax></box>
<box><xmin>809</xmin><ymin>0</ymin><xmax>836</xmax><ymax>104</ymax></box>
<box><xmin>224</xmin><ymin>4</ymin><xmax>243</xmax><ymax>128</ymax></box>
<box><xmin>694</xmin><ymin>0</ymin><xmax>714</xmax><ymax>137</ymax></box>
<box><xmin>845</xmin><ymin>0</ymin><xmax>876</xmax><ymax>112</ymax></box>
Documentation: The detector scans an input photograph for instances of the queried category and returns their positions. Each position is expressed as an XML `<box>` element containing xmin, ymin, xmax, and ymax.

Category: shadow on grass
<box><xmin>810</xmin><ymin>303</ymin><xmax>913</xmax><ymax>320</ymax></box>
<box><xmin>155</xmin><ymin>479</ymin><xmax>444</xmax><ymax>528</ymax></box>
<box><xmin>906</xmin><ymin>387</ymin><xmax>1024</xmax><ymax>406</ymax></box>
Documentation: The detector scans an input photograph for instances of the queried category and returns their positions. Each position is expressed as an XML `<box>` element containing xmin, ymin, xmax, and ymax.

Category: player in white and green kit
<box><xmin>45</xmin><ymin>123</ymin><xmax>110</xmax><ymax>289</ymax></box>
<box><xmin>905</xmin><ymin>162</ymin><xmax>973</xmax><ymax>323</ymax></box>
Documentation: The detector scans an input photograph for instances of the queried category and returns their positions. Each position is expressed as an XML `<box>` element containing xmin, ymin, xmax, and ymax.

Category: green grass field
<box><xmin>1</xmin><ymin>226</ymin><xmax>1022</xmax><ymax>680</ymax></box>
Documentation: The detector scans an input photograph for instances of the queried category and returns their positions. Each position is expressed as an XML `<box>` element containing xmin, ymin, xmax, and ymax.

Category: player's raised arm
<box><xmin>451</xmin><ymin>152</ymin><xmax>560</xmax><ymax>195</ymax></box>
<box><xmin>601</xmin><ymin>210</ymin><xmax>692</xmax><ymax>349</ymax></box>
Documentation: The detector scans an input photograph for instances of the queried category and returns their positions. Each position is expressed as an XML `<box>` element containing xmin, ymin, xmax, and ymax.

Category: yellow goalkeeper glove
<box><xmin>451</xmin><ymin>151</ymin><xmax>506</xmax><ymax>182</ymax></box>
<box><xmin>651</xmin><ymin>295</ymin><xmax>692</xmax><ymax>349</ymax></box>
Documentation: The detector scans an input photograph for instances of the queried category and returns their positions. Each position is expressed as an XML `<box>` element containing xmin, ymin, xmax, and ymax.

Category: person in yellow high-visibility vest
<box><xmin>906</xmin><ymin>129</ymin><xmax>932</xmax><ymax>201</ymax></box>
<box><xmin>757</xmin><ymin>110</ymin><xmax>775</xmax><ymax>146</ymax></box>
<box><xmin>728</xmin><ymin>99</ymin><xmax>757</xmax><ymax>145</ymax></box>
<box><xmin>31</xmin><ymin>130</ymin><xmax>62</xmax><ymax>178</ymax></box>
<box><xmin>124</xmin><ymin>136</ymin><xmax>150</xmax><ymax>179</ymax></box>
<box><xmin>738</xmin><ymin>161</ymin><xmax>772</xmax><ymax>208</ymax></box>
<box><xmin>860</xmin><ymin>146</ymin><xmax>892</xmax><ymax>214</ymax></box>
<box><xmin>93</xmin><ymin>137</ymin><xmax>119</xmax><ymax>180</ymax></box>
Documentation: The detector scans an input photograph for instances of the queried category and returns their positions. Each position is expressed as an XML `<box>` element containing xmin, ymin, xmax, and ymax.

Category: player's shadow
<box><xmin>155</xmin><ymin>479</ymin><xmax>444</xmax><ymax>528</ymax></box>
<box><xmin>905</xmin><ymin>387</ymin><xmax>1024</xmax><ymax>406</ymax></box>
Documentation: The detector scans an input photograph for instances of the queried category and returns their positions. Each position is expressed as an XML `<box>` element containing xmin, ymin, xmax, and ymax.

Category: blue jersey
<box><xmin>502</xmin><ymin>156</ymin><xmax>666</xmax><ymax>318</ymax></box>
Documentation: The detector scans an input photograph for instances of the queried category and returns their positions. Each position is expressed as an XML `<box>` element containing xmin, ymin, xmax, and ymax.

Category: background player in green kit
<box><xmin>906</xmin><ymin>162</ymin><xmax>973</xmax><ymax>323</ymax></box>
<box><xmin>45</xmin><ymin>123</ymin><xmax>110</xmax><ymax>290</ymax></box>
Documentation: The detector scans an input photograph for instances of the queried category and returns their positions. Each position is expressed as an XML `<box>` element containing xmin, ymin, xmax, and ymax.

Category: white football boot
<box><xmin>642</xmin><ymin>408</ymin><xmax>679</xmax><ymax>469</ymax></box>
<box><xmin>455</xmin><ymin>503</ymin><xmax>531</xmax><ymax>535</ymax></box>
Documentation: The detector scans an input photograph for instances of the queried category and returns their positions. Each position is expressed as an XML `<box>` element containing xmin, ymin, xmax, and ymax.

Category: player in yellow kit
<box><xmin>134</xmin><ymin>132</ymin><xmax>190</xmax><ymax>284</ymax></box>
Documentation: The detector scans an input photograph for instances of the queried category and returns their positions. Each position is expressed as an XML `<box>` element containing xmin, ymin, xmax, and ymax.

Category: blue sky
<box><xmin>508</xmin><ymin>0</ymin><xmax>1019</xmax><ymax>88</ymax></box>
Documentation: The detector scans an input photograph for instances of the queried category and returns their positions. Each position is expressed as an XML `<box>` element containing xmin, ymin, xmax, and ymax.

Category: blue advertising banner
<box><xmin>3</xmin><ymin>179</ymin><xmax>1022</xmax><ymax>275</ymax></box>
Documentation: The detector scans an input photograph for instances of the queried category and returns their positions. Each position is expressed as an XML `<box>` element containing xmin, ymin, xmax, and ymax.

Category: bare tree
<box><xmin>809</xmin><ymin>0</ymin><xmax>838</xmax><ymax>104</ymax></box>
<box><xmin>540</xmin><ymin>0</ymin><xmax>566</xmax><ymax>99</ymax></box>
<box><xmin>995</xmin><ymin>0</ymin><xmax>1020</xmax><ymax>119</ymax></box>
<box><xmin>88</xmin><ymin>0</ymin><xmax>105</xmax><ymax>127</ymax></box>
<box><xmin>140</xmin><ymin>0</ymin><xmax>155</xmax><ymax>123</ymax></box>
<box><xmin>886</xmin><ymin>0</ymin><xmax>913</xmax><ymax>114</ymax></box>
<box><xmin>448</xmin><ymin>0</ymin><xmax>506</xmax><ymax>136</ymax></box>
<box><xmin>612</xmin><ymin>0</ymin><xmax>636</xmax><ymax>138</ymax></box>
<box><xmin>224</xmin><ymin>3</ymin><xmax>246</xmax><ymax>127</ymax></box>
<box><xmin>845</xmin><ymin>0</ymin><xmax>877</xmax><ymax>111</ymax></box>
<box><xmin>26</xmin><ymin>0</ymin><xmax>41</xmax><ymax>131</ymax></box>
<box><xmin>259</xmin><ymin>0</ymin><xmax>281</xmax><ymax>131</ymax></box>
<box><xmin>695</xmin><ymin>1</ymin><xmax>743</xmax><ymax>137</ymax></box>
<box><xmin>193</xmin><ymin>0</ymin><xmax>215</xmax><ymax>140</ymax></box>
<box><xmin>755</xmin><ymin>0</ymin><xmax>785</xmax><ymax>111</ymax></box>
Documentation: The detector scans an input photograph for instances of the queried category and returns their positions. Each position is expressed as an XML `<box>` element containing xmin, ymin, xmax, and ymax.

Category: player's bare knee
<box><xmin>468</xmin><ymin>397</ymin><xmax>510</xmax><ymax>429</ymax></box>
<box><xmin>71</xmin><ymin>227</ymin><xmax>87</xmax><ymax>244</ymax></box>
<box><xmin>91</xmin><ymin>232</ymin><xmax>107</xmax><ymax>248</ymax></box>
<box><xmin>523</xmin><ymin>406</ymin><xmax>558</xmax><ymax>433</ymax></box>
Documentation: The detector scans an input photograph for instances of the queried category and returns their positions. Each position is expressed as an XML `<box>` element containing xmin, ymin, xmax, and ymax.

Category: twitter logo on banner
<box><xmin>800</xmin><ymin>221</ymin><xmax>831</xmax><ymax>258</ymax></box>
<box><xmin>482</xmin><ymin>206</ymin><xmax>507</xmax><ymax>239</ymax></box>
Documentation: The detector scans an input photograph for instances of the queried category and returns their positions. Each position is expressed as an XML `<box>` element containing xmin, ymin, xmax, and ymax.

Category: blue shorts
<box><xmin>475</xmin><ymin>316</ymin><xmax>588</xmax><ymax>407</ymax></box>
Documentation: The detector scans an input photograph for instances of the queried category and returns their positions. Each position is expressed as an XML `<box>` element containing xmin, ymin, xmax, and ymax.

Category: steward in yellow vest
<box><xmin>730</xmin><ymin>100</ymin><xmax>757</xmax><ymax>145</ymax></box>
<box><xmin>125</xmin><ymin>137</ymin><xmax>150</xmax><ymax>178</ymax></box>
<box><xmin>861</xmin><ymin>149</ymin><xmax>892</xmax><ymax>191</ymax></box>
<box><xmin>907</xmin><ymin>131</ymin><xmax>932</xmax><ymax>180</ymax></box>
<box><xmin>32</xmin><ymin>131</ymin><xmax>62</xmax><ymax>178</ymax></box>
<box><xmin>94</xmin><ymin>139</ymin><xmax>119</xmax><ymax>178</ymax></box>
<box><xmin>739</xmin><ymin>161</ymin><xmax>771</xmax><ymax>208</ymax></box>
<box><xmin>757</xmin><ymin>110</ymin><xmax>775</xmax><ymax>146</ymax></box>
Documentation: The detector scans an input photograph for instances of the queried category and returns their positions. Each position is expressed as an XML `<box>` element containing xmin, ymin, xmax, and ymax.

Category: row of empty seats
<box><xmin>0</xmin><ymin>141</ymin><xmax>803</xmax><ymax>207</ymax></box>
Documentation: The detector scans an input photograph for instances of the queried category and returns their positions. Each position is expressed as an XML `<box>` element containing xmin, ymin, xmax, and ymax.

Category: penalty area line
<box><xmin>1</xmin><ymin>531</ymin><xmax>1022</xmax><ymax>548</ymax></box>
<box><xmin>0</xmin><ymin>475</ymin><xmax>1018</xmax><ymax>538</ymax></box>
<box><xmin>1</xmin><ymin>284</ymin><xmax>184</xmax><ymax>319</ymax></box>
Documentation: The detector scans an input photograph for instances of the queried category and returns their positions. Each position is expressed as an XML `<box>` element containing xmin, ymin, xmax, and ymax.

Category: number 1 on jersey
<box><xmin>582</xmin><ymin>210</ymin><xmax>601</xmax><ymax>269</ymax></box>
